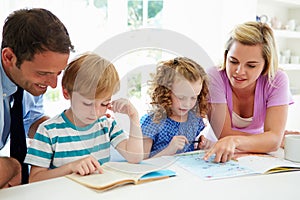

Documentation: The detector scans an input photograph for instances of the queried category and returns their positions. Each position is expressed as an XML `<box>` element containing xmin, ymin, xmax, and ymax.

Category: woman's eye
<box><xmin>83</xmin><ymin>102</ymin><xmax>92</xmax><ymax>106</ymax></box>
<box><xmin>229</xmin><ymin>60</ymin><xmax>238</xmax><ymax>64</ymax></box>
<box><xmin>248</xmin><ymin>65</ymin><xmax>256</xmax><ymax>68</ymax></box>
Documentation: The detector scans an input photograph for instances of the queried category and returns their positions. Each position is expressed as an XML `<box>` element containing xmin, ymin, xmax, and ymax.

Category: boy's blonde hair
<box><xmin>62</xmin><ymin>52</ymin><xmax>120</xmax><ymax>99</ymax></box>
<box><xmin>149</xmin><ymin>57</ymin><xmax>209</xmax><ymax>123</ymax></box>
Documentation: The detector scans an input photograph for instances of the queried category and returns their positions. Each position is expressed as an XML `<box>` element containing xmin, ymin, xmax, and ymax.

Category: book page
<box><xmin>237</xmin><ymin>154</ymin><xmax>300</xmax><ymax>174</ymax></box>
<box><xmin>103</xmin><ymin>161</ymin><xmax>164</xmax><ymax>174</ymax></box>
<box><xmin>66</xmin><ymin>168</ymin><xmax>141</xmax><ymax>190</ymax></box>
<box><xmin>66</xmin><ymin>160</ymin><xmax>176</xmax><ymax>190</ymax></box>
<box><xmin>174</xmin><ymin>151</ymin><xmax>256</xmax><ymax>180</ymax></box>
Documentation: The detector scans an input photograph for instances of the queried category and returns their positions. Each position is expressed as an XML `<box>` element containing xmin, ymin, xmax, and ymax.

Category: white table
<box><xmin>1</xmin><ymin>149</ymin><xmax>299</xmax><ymax>200</ymax></box>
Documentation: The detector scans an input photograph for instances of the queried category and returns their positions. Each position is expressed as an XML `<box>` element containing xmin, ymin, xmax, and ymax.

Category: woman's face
<box><xmin>226</xmin><ymin>41</ymin><xmax>265</xmax><ymax>90</ymax></box>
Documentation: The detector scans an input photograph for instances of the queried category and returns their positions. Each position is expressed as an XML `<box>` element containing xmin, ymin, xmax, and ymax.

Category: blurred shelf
<box><xmin>281</xmin><ymin>64</ymin><xmax>300</xmax><ymax>70</ymax></box>
<box><xmin>274</xmin><ymin>30</ymin><xmax>300</xmax><ymax>39</ymax></box>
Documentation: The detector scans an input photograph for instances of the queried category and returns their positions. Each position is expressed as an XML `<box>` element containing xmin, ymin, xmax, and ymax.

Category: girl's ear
<box><xmin>62</xmin><ymin>87</ymin><xmax>70</xmax><ymax>100</ymax></box>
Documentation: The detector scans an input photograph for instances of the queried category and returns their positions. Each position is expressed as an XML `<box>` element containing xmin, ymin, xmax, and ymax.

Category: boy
<box><xmin>25</xmin><ymin>52</ymin><xmax>143</xmax><ymax>182</ymax></box>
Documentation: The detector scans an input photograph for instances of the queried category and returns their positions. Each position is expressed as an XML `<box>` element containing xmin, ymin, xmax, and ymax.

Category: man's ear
<box><xmin>62</xmin><ymin>87</ymin><xmax>70</xmax><ymax>100</ymax></box>
<box><xmin>1</xmin><ymin>47</ymin><xmax>17</xmax><ymax>68</ymax></box>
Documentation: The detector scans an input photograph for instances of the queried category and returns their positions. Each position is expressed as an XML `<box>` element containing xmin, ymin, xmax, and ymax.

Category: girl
<box><xmin>141</xmin><ymin>57</ymin><xmax>212</xmax><ymax>158</ymax></box>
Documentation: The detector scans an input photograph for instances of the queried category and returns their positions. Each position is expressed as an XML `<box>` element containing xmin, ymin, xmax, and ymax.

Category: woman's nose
<box><xmin>235</xmin><ymin>64</ymin><xmax>243</xmax><ymax>74</ymax></box>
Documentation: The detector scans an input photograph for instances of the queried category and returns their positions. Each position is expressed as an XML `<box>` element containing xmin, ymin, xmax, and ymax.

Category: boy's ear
<box><xmin>62</xmin><ymin>87</ymin><xmax>70</xmax><ymax>100</ymax></box>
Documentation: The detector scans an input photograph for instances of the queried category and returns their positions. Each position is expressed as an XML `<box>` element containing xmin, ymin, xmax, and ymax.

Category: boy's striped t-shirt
<box><xmin>25</xmin><ymin>112</ymin><xmax>128</xmax><ymax>168</ymax></box>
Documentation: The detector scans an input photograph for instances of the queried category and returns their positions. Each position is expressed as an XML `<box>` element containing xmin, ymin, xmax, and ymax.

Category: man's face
<box><xmin>10</xmin><ymin>51</ymin><xmax>69</xmax><ymax>96</ymax></box>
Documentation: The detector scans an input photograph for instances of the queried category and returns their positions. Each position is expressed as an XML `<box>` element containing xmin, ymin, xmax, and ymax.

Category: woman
<box><xmin>204</xmin><ymin>21</ymin><xmax>293</xmax><ymax>163</ymax></box>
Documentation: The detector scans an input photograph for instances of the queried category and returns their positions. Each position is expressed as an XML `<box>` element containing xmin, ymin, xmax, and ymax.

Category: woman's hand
<box><xmin>203</xmin><ymin>136</ymin><xmax>237</xmax><ymax>163</ymax></box>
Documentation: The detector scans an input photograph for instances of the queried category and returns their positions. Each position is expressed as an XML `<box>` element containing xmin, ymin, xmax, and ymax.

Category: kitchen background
<box><xmin>1</xmin><ymin>0</ymin><xmax>299</xmax><ymax>131</ymax></box>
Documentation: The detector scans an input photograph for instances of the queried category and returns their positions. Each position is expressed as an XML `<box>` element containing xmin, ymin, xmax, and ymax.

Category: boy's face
<box><xmin>69</xmin><ymin>92</ymin><xmax>111</xmax><ymax>126</ymax></box>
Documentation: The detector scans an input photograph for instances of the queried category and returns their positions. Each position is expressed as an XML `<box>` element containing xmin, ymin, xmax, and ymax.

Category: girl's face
<box><xmin>69</xmin><ymin>92</ymin><xmax>111</xmax><ymax>127</ymax></box>
<box><xmin>170</xmin><ymin>78</ymin><xmax>202</xmax><ymax>122</ymax></box>
<box><xmin>226</xmin><ymin>41</ymin><xmax>265</xmax><ymax>91</ymax></box>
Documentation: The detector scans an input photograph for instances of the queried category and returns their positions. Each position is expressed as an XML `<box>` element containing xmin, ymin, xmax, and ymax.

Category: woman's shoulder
<box><xmin>207</xmin><ymin>66</ymin><xmax>220</xmax><ymax>74</ymax></box>
<box><xmin>207</xmin><ymin>66</ymin><xmax>227</xmax><ymax>81</ymax></box>
<box><xmin>275</xmin><ymin>69</ymin><xmax>289</xmax><ymax>80</ymax></box>
<box><xmin>258</xmin><ymin>69</ymin><xmax>289</xmax><ymax>86</ymax></box>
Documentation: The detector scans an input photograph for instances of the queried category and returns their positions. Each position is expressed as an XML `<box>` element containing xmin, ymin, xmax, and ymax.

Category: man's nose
<box><xmin>45</xmin><ymin>74</ymin><xmax>58</xmax><ymax>88</ymax></box>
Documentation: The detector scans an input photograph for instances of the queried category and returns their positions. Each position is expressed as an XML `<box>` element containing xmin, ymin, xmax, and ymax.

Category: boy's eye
<box><xmin>101</xmin><ymin>102</ymin><xmax>111</xmax><ymax>107</ymax></box>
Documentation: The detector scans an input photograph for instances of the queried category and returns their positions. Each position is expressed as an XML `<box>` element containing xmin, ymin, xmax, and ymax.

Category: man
<box><xmin>0</xmin><ymin>8</ymin><xmax>74</xmax><ymax>188</ymax></box>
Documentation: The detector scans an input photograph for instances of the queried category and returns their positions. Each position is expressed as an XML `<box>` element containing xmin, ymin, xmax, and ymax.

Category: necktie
<box><xmin>10</xmin><ymin>86</ymin><xmax>29</xmax><ymax>184</ymax></box>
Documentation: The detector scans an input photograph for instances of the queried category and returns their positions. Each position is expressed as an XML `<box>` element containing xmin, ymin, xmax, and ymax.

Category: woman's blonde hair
<box><xmin>62</xmin><ymin>52</ymin><xmax>120</xmax><ymax>99</ymax></box>
<box><xmin>148</xmin><ymin>57</ymin><xmax>209</xmax><ymax>123</ymax></box>
<box><xmin>222</xmin><ymin>21</ymin><xmax>278</xmax><ymax>81</ymax></box>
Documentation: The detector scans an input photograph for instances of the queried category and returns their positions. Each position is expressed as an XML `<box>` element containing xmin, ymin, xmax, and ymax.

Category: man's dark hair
<box><xmin>1</xmin><ymin>8</ymin><xmax>74</xmax><ymax>67</ymax></box>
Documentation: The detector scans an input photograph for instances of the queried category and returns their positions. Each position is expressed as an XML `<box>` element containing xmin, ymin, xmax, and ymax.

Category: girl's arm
<box><xmin>206</xmin><ymin>103</ymin><xmax>287</xmax><ymax>162</ymax></box>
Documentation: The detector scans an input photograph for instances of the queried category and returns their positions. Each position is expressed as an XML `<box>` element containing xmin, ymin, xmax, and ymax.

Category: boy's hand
<box><xmin>69</xmin><ymin>156</ymin><xmax>103</xmax><ymax>175</ymax></box>
<box><xmin>110</xmin><ymin>98</ymin><xmax>138</xmax><ymax>119</ymax></box>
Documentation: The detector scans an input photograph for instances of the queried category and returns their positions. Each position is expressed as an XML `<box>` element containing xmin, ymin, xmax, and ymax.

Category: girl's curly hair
<box><xmin>148</xmin><ymin>57</ymin><xmax>209</xmax><ymax>123</ymax></box>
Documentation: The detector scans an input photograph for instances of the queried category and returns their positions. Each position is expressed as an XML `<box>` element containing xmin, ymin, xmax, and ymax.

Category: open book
<box><xmin>66</xmin><ymin>158</ymin><xmax>176</xmax><ymax>191</ymax></box>
<box><xmin>174</xmin><ymin>150</ymin><xmax>300</xmax><ymax>180</ymax></box>
<box><xmin>237</xmin><ymin>154</ymin><xmax>300</xmax><ymax>174</ymax></box>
